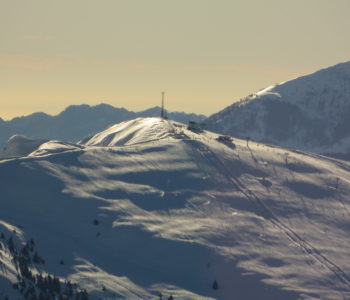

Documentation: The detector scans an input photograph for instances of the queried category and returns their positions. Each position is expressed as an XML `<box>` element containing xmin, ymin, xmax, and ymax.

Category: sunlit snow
<box><xmin>1</xmin><ymin>117</ymin><xmax>350</xmax><ymax>299</ymax></box>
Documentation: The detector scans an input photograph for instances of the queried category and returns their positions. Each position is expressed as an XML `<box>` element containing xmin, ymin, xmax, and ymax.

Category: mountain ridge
<box><xmin>0</xmin><ymin>104</ymin><xmax>206</xmax><ymax>149</ymax></box>
<box><xmin>204</xmin><ymin>61</ymin><xmax>350</xmax><ymax>156</ymax></box>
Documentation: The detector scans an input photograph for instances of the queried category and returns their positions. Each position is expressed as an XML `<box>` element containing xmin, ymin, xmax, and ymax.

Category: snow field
<box><xmin>0</xmin><ymin>118</ymin><xmax>350</xmax><ymax>299</ymax></box>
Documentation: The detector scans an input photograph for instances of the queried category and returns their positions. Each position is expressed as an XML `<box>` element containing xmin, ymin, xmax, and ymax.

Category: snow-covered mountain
<box><xmin>0</xmin><ymin>104</ymin><xmax>206</xmax><ymax>149</ymax></box>
<box><xmin>0</xmin><ymin>135</ymin><xmax>48</xmax><ymax>159</ymax></box>
<box><xmin>1</xmin><ymin>117</ymin><xmax>350</xmax><ymax>299</ymax></box>
<box><xmin>205</xmin><ymin>61</ymin><xmax>350</xmax><ymax>158</ymax></box>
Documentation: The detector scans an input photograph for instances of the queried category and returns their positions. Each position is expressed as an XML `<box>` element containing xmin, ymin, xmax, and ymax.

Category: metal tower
<box><xmin>161</xmin><ymin>92</ymin><xmax>165</xmax><ymax>119</ymax></box>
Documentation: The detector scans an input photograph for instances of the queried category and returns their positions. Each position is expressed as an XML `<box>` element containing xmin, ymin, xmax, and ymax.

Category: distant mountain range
<box><xmin>0</xmin><ymin>104</ymin><xmax>205</xmax><ymax>148</ymax></box>
<box><xmin>4</xmin><ymin>61</ymin><xmax>350</xmax><ymax>160</ymax></box>
<box><xmin>204</xmin><ymin>61</ymin><xmax>350</xmax><ymax>159</ymax></box>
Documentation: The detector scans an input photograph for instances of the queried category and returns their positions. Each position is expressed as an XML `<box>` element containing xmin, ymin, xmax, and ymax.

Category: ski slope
<box><xmin>1</xmin><ymin>118</ymin><xmax>350</xmax><ymax>299</ymax></box>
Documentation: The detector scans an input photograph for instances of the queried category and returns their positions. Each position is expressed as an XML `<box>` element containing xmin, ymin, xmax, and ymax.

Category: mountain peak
<box><xmin>205</xmin><ymin>61</ymin><xmax>350</xmax><ymax>155</ymax></box>
<box><xmin>0</xmin><ymin>105</ymin><xmax>205</xmax><ymax>149</ymax></box>
<box><xmin>80</xmin><ymin>117</ymin><xmax>177</xmax><ymax>147</ymax></box>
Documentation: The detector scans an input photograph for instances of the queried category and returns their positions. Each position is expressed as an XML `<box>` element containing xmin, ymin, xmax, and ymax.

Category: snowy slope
<box><xmin>205</xmin><ymin>61</ymin><xmax>350</xmax><ymax>156</ymax></box>
<box><xmin>0</xmin><ymin>135</ymin><xmax>48</xmax><ymax>159</ymax></box>
<box><xmin>1</xmin><ymin>118</ymin><xmax>350</xmax><ymax>299</ymax></box>
<box><xmin>79</xmin><ymin>118</ymin><xmax>174</xmax><ymax>147</ymax></box>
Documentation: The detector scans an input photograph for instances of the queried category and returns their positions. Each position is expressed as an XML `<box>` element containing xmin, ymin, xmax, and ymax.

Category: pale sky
<box><xmin>1</xmin><ymin>0</ymin><xmax>350</xmax><ymax>119</ymax></box>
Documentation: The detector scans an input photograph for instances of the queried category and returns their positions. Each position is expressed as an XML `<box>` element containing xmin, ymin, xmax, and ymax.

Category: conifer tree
<box><xmin>212</xmin><ymin>279</ymin><xmax>219</xmax><ymax>290</ymax></box>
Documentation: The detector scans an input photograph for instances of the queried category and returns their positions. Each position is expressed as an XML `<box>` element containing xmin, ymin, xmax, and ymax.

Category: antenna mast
<box><xmin>161</xmin><ymin>91</ymin><xmax>165</xmax><ymax>119</ymax></box>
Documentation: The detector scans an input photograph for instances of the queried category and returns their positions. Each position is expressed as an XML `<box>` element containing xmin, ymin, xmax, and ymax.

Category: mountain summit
<box><xmin>205</xmin><ymin>61</ymin><xmax>350</xmax><ymax>157</ymax></box>
<box><xmin>1</xmin><ymin>117</ymin><xmax>350</xmax><ymax>299</ymax></box>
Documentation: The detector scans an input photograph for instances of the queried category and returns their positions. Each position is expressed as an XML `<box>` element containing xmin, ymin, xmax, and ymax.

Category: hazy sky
<box><xmin>1</xmin><ymin>0</ymin><xmax>350</xmax><ymax>119</ymax></box>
